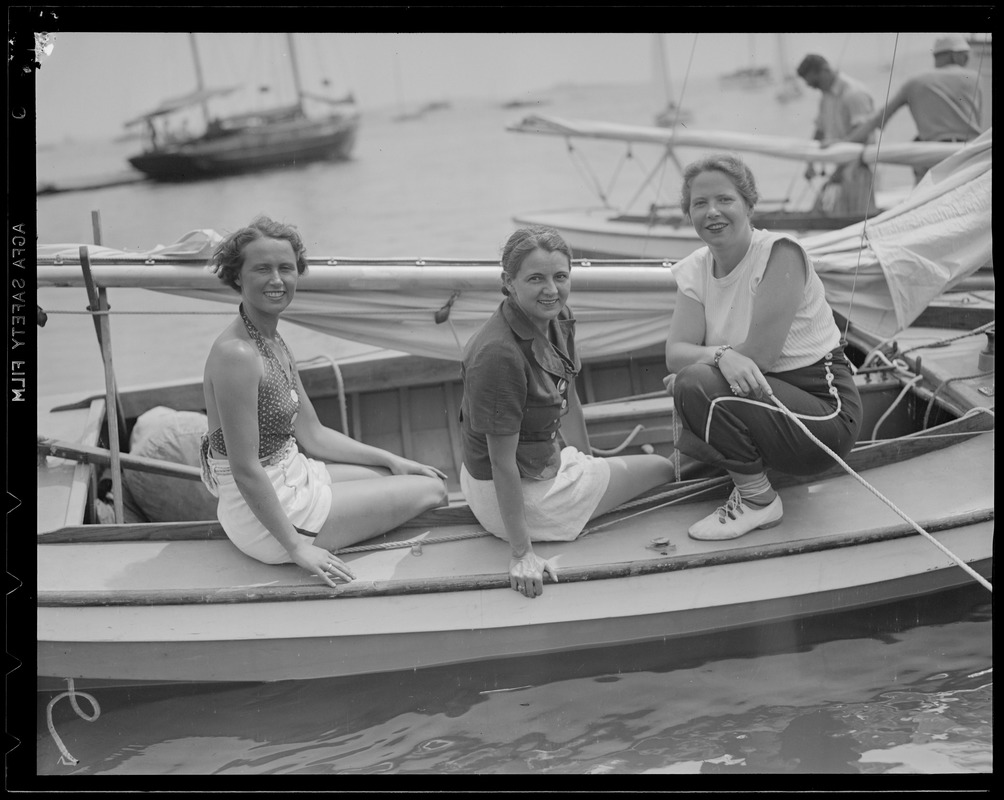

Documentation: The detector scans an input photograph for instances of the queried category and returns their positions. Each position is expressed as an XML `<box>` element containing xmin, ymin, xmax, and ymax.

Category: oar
<box><xmin>38</xmin><ymin>436</ymin><xmax>202</xmax><ymax>481</ymax></box>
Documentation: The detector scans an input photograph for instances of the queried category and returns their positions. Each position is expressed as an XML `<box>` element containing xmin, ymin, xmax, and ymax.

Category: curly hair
<box><xmin>679</xmin><ymin>154</ymin><xmax>759</xmax><ymax>221</ymax></box>
<box><xmin>499</xmin><ymin>226</ymin><xmax>573</xmax><ymax>297</ymax></box>
<box><xmin>211</xmin><ymin>215</ymin><xmax>308</xmax><ymax>292</ymax></box>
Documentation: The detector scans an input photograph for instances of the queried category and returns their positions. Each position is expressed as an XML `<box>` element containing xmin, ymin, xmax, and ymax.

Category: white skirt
<box><xmin>205</xmin><ymin>439</ymin><xmax>333</xmax><ymax>564</ymax></box>
<box><xmin>461</xmin><ymin>446</ymin><xmax>611</xmax><ymax>542</ymax></box>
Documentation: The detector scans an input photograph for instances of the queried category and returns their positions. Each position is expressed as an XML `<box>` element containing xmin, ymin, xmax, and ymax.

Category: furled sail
<box><xmin>805</xmin><ymin>128</ymin><xmax>991</xmax><ymax>336</ymax></box>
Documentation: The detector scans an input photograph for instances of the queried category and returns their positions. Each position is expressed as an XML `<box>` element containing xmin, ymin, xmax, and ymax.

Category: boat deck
<box><xmin>37</xmin><ymin>431</ymin><xmax>992</xmax><ymax>598</ymax></box>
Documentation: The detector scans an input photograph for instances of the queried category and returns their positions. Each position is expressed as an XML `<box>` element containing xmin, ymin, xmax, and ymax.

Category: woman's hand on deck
<box><xmin>292</xmin><ymin>542</ymin><xmax>356</xmax><ymax>588</ymax></box>
<box><xmin>509</xmin><ymin>551</ymin><xmax>558</xmax><ymax>598</ymax></box>
<box><xmin>387</xmin><ymin>454</ymin><xmax>448</xmax><ymax>481</ymax></box>
<box><xmin>718</xmin><ymin>349</ymin><xmax>773</xmax><ymax>399</ymax></box>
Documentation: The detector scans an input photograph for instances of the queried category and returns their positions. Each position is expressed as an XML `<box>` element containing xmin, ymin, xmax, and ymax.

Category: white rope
<box><xmin>46</xmin><ymin>678</ymin><xmax>101</xmax><ymax>766</ymax></box>
<box><xmin>299</xmin><ymin>354</ymin><xmax>349</xmax><ymax>436</ymax></box>
<box><xmin>591</xmin><ymin>424</ymin><xmax>645</xmax><ymax>456</ymax></box>
<box><xmin>768</xmin><ymin>394</ymin><xmax>992</xmax><ymax>593</ymax></box>
<box><xmin>335</xmin><ymin>528</ymin><xmax>490</xmax><ymax>554</ymax></box>
<box><xmin>871</xmin><ymin>373</ymin><xmax>924</xmax><ymax>439</ymax></box>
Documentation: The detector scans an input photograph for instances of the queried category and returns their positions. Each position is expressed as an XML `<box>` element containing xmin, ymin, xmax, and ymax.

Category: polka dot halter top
<box><xmin>208</xmin><ymin>304</ymin><xmax>301</xmax><ymax>458</ymax></box>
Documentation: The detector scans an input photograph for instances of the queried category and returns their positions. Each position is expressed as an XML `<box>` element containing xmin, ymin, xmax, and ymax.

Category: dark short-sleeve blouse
<box><xmin>459</xmin><ymin>297</ymin><xmax>580</xmax><ymax>480</ymax></box>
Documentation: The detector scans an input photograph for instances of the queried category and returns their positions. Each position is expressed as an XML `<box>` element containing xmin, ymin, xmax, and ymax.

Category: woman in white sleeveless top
<box><xmin>665</xmin><ymin>155</ymin><xmax>862</xmax><ymax>540</ymax></box>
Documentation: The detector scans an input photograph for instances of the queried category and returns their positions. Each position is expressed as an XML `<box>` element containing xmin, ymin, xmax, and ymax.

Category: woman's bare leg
<box><xmin>313</xmin><ymin>474</ymin><xmax>448</xmax><ymax>551</ymax></box>
<box><xmin>324</xmin><ymin>463</ymin><xmax>391</xmax><ymax>482</ymax></box>
<box><xmin>590</xmin><ymin>454</ymin><xmax>675</xmax><ymax>519</ymax></box>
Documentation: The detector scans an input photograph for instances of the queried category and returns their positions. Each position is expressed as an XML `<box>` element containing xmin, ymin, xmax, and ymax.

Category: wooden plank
<box><xmin>629</xmin><ymin>358</ymin><xmax>643</xmax><ymax>396</ymax></box>
<box><xmin>442</xmin><ymin>383</ymin><xmax>464</xmax><ymax>479</ymax></box>
<box><xmin>350</xmin><ymin>392</ymin><xmax>363</xmax><ymax>441</ymax></box>
<box><xmin>398</xmin><ymin>387</ymin><xmax>413</xmax><ymax>460</ymax></box>
<box><xmin>67</xmin><ymin>399</ymin><xmax>106</xmax><ymax>528</ymax></box>
<box><xmin>578</xmin><ymin>363</ymin><xmax>596</xmax><ymax>404</ymax></box>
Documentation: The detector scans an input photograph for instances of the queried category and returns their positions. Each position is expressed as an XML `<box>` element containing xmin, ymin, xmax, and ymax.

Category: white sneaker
<box><xmin>688</xmin><ymin>487</ymin><xmax>783</xmax><ymax>541</ymax></box>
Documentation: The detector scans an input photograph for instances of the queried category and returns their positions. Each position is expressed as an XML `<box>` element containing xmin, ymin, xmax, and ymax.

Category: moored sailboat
<box><xmin>507</xmin><ymin>114</ymin><xmax>975</xmax><ymax>260</ymax></box>
<box><xmin>125</xmin><ymin>33</ymin><xmax>360</xmax><ymax>181</ymax></box>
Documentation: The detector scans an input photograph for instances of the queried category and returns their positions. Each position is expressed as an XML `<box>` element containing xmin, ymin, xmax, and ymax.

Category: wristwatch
<box><xmin>713</xmin><ymin>344</ymin><xmax>733</xmax><ymax>368</ymax></box>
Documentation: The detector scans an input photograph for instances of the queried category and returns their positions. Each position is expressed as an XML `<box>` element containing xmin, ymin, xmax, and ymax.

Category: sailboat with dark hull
<box><xmin>126</xmin><ymin>34</ymin><xmax>360</xmax><ymax>182</ymax></box>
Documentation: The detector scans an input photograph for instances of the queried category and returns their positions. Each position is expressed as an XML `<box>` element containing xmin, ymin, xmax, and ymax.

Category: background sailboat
<box><xmin>652</xmin><ymin>34</ymin><xmax>693</xmax><ymax>128</ymax></box>
<box><xmin>719</xmin><ymin>33</ymin><xmax>774</xmax><ymax>90</ymax></box>
<box><xmin>774</xmin><ymin>33</ymin><xmax>803</xmax><ymax>103</ymax></box>
<box><xmin>125</xmin><ymin>33</ymin><xmax>360</xmax><ymax>181</ymax></box>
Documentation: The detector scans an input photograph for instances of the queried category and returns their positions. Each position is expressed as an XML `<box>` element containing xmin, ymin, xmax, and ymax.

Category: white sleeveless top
<box><xmin>674</xmin><ymin>228</ymin><xmax>841</xmax><ymax>373</ymax></box>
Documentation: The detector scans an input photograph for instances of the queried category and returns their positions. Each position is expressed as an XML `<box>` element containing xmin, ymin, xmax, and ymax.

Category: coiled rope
<box><xmin>767</xmin><ymin>393</ymin><xmax>992</xmax><ymax>593</ymax></box>
<box><xmin>45</xmin><ymin>678</ymin><xmax>100</xmax><ymax>765</ymax></box>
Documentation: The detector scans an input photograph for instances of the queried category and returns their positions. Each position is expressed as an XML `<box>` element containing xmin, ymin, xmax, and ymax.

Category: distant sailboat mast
<box><xmin>286</xmin><ymin>32</ymin><xmax>305</xmax><ymax>115</ymax></box>
<box><xmin>652</xmin><ymin>34</ymin><xmax>691</xmax><ymax>128</ymax></box>
<box><xmin>188</xmin><ymin>33</ymin><xmax>210</xmax><ymax>126</ymax></box>
<box><xmin>775</xmin><ymin>33</ymin><xmax>803</xmax><ymax>103</ymax></box>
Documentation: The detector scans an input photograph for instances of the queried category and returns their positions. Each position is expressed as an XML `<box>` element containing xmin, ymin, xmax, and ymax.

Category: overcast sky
<box><xmin>33</xmin><ymin>31</ymin><xmax>975</xmax><ymax>144</ymax></box>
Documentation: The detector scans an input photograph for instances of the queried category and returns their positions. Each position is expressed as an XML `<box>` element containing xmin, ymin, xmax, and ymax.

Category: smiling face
<box><xmin>504</xmin><ymin>247</ymin><xmax>571</xmax><ymax>332</ymax></box>
<box><xmin>687</xmin><ymin>169</ymin><xmax>754</xmax><ymax>250</ymax></box>
<box><xmin>235</xmin><ymin>237</ymin><xmax>299</xmax><ymax>316</ymax></box>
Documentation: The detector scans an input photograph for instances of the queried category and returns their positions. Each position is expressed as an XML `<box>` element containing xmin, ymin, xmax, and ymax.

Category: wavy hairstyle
<box><xmin>211</xmin><ymin>215</ymin><xmax>308</xmax><ymax>292</ymax></box>
<box><xmin>679</xmin><ymin>154</ymin><xmax>760</xmax><ymax>223</ymax></box>
<box><xmin>498</xmin><ymin>226</ymin><xmax>573</xmax><ymax>297</ymax></box>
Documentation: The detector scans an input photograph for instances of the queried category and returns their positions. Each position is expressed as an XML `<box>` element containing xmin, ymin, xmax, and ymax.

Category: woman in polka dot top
<box><xmin>201</xmin><ymin>215</ymin><xmax>448</xmax><ymax>586</ymax></box>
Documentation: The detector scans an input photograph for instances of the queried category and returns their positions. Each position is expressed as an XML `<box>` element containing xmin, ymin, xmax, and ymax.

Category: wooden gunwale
<box><xmin>36</xmin><ymin>507</ymin><xmax>994</xmax><ymax>607</ymax></box>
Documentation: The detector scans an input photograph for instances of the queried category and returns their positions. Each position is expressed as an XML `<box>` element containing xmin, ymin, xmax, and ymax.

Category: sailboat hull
<box><xmin>128</xmin><ymin>114</ymin><xmax>359</xmax><ymax>181</ymax></box>
<box><xmin>512</xmin><ymin>207</ymin><xmax>877</xmax><ymax>261</ymax></box>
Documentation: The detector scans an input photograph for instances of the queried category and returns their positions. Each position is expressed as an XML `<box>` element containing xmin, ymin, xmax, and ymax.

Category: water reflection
<box><xmin>35</xmin><ymin>585</ymin><xmax>991</xmax><ymax>776</ymax></box>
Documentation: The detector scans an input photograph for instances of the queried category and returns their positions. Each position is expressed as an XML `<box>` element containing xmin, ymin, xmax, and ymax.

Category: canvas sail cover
<box><xmin>804</xmin><ymin>127</ymin><xmax>991</xmax><ymax>336</ymax></box>
<box><xmin>37</xmin><ymin>131</ymin><xmax>990</xmax><ymax>359</ymax></box>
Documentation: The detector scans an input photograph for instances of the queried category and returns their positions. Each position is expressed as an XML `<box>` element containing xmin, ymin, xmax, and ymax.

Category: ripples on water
<box><xmin>35</xmin><ymin>586</ymin><xmax>991</xmax><ymax>777</ymax></box>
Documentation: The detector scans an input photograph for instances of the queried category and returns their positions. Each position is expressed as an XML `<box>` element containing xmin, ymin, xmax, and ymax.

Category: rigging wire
<box><xmin>838</xmin><ymin>32</ymin><xmax>901</xmax><ymax>342</ymax></box>
<box><xmin>637</xmin><ymin>34</ymin><xmax>700</xmax><ymax>258</ymax></box>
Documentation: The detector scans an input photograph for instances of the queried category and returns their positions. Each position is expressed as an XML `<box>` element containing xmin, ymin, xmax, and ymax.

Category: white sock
<box><xmin>729</xmin><ymin>471</ymin><xmax>776</xmax><ymax>506</ymax></box>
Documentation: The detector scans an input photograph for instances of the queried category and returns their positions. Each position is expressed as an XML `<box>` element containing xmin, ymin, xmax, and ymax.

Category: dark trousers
<box><xmin>672</xmin><ymin>349</ymin><xmax>862</xmax><ymax>477</ymax></box>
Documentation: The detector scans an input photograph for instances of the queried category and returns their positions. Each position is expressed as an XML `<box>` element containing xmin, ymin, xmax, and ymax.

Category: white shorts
<box><xmin>461</xmin><ymin>446</ymin><xmax>611</xmax><ymax>542</ymax></box>
<box><xmin>205</xmin><ymin>439</ymin><xmax>333</xmax><ymax>564</ymax></box>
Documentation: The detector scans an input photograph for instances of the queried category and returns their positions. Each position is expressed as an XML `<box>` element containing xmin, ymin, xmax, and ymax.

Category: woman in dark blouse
<box><xmin>460</xmin><ymin>227</ymin><xmax>676</xmax><ymax>598</ymax></box>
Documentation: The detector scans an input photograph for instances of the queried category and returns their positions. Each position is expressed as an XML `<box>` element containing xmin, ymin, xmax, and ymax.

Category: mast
<box><xmin>286</xmin><ymin>32</ymin><xmax>305</xmax><ymax>113</ymax></box>
<box><xmin>652</xmin><ymin>34</ymin><xmax>673</xmax><ymax>108</ymax></box>
<box><xmin>188</xmin><ymin>33</ymin><xmax>211</xmax><ymax>125</ymax></box>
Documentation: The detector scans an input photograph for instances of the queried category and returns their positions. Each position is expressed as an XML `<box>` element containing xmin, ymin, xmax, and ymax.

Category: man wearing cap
<box><xmin>846</xmin><ymin>34</ymin><xmax>984</xmax><ymax>181</ymax></box>
<box><xmin>796</xmin><ymin>53</ymin><xmax>877</xmax><ymax>217</ymax></box>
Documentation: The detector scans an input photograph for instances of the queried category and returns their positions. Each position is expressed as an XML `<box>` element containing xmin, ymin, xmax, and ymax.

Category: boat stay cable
<box><xmin>638</xmin><ymin>34</ymin><xmax>699</xmax><ymax>259</ymax></box>
<box><xmin>838</xmin><ymin>33</ymin><xmax>902</xmax><ymax>345</ymax></box>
